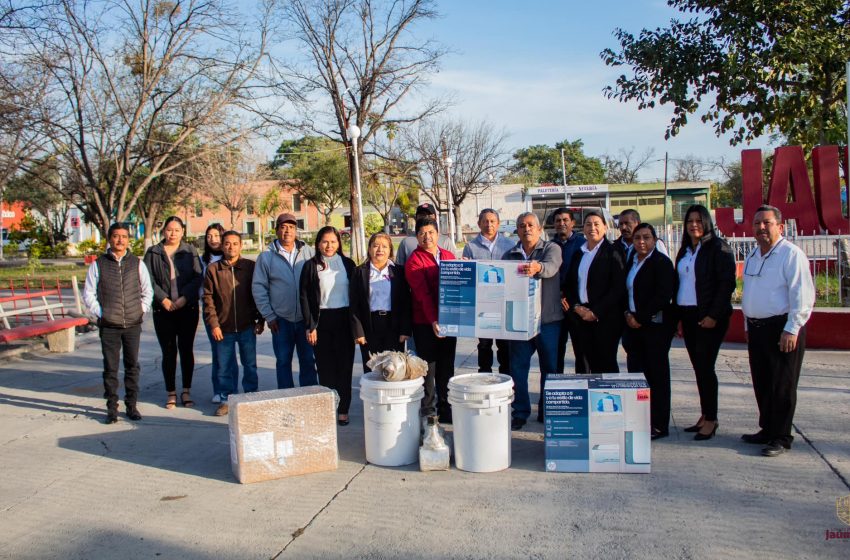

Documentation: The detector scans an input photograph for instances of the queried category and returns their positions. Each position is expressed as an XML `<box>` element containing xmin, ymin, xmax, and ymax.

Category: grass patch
<box><xmin>0</xmin><ymin>261</ymin><xmax>89</xmax><ymax>289</ymax></box>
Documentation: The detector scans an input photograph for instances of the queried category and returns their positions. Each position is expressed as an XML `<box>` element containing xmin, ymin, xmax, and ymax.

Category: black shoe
<box><xmin>105</xmin><ymin>410</ymin><xmax>118</xmax><ymax>424</ymax></box>
<box><xmin>337</xmin><ymin>418</ymin><xmax>350</xmax><ymax>426</ymax></box>
<box><xmin>741</xmin><ymin>431</ymin><xmax>769</xmax><ymax>445</ymax></box>
<box><xmin>511</xmin><ymin>418</ymin><xmax>526</xmax><ymax>431</ymax></box>
<box><xmin>651</xmin><ymin>429</ymin><xmax>669</xmax><ymax>441</ymax></box>
<box><xmin>694</xmin><ymin>422</ymin><xmax>718</xmax><ymax>441</ymax></box>
<box><xmin>126</xmin><ymin>405</ymin><xmax>142</xmax><ymax>421</ymax></box>
<box><xmin>438</xmin><ymin>406</ymin><xmax>452</xmax><ymax>425</ymax></box>
<box><xmin>762</xmin><ymin>441</ymin><xmax>789</xmax><ymax>457</ymax></box>
<box><xmin>683</xmin><ymin>416</ymin><xmax>706</xmax><ymax>432</ymax></box>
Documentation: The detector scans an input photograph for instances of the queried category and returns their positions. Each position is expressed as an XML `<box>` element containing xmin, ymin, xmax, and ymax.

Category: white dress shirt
<box><xmin>83</xmin><ymin>251</ymin><xmax>154</xmax><ymax>318</ymax></box>
<box><xmin>369</xmin><ymin>262</ymin><xmax>393</xmax><ymax>312</ymax></box>
<box><xmin>676</xmin><ymin>243</ymin><xmax>700</xmax><ymax>306</ymax></box>
<box><xmin>577</xmin><ymin>241</ymin><xmax>602</xmax><ymax>304</ymax></box>
<box><xmin>741</xmin><ymin>238</ymin><xmax>815</xmax><ymax>335</ymax></box>
<box><xmin>627</xmin><ymin>250</ymin><xmax>653</xmax><ymax>312</ymax></box>
<box><xmin>318</xmin><ymin>254</ymin><xmax>349</xmax><ymax>309</ymax></box>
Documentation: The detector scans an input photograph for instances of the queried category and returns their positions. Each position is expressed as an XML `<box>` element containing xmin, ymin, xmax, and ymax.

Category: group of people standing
<box><xmin>84</xmin><ymin>201</ymin><xmax>814</xmax><ymax>458</ymax></box>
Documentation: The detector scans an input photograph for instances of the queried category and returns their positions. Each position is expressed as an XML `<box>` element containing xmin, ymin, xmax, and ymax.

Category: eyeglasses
<box><xmin>744</xmin><ymin>239</ymin><xmax>784</xmax><ymax>277</ymax></box>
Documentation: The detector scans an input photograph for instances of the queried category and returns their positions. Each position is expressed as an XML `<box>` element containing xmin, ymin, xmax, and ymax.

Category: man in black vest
<box><xmin>83</xmin><ymin>223</ymin><xmax>154</xmax><ymax>423</ymax></box>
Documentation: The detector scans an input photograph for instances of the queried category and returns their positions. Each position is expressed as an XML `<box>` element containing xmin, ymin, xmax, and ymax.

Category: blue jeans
<box><xmin>509</xmin><ymin>321</ymin><xmax>561</xmax><ymax>421</ymax></box>
<box><xmin>215</xmin><ymin>329</ymin><xmax>258</xmax><ymax>399</ymax></box>
<box><xmin>202</xmin><ymin>306</ymin><xmax>220</xmax><ymax>396</ymax></box>
<box><xmin>271</xmin><ymin>317</ymin><xmax>318</xmax><ymax>389</ymax></box>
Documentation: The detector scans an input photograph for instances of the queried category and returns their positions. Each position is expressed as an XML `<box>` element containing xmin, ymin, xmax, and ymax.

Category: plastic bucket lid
<box><xmin>448</xmin><ymin>373</ymin><xmax>514</xmax><ymax>407</ymax></box>
<box><xmin>359</xmin><ymin>372</ymin><xmax>425</xmax><ymax>404</ymax></box>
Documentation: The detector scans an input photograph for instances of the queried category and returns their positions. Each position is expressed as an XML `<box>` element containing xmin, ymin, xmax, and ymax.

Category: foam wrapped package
<box><xmin>228</xmin><ymin>386</ymin><xmax>338</xmax><ymax>484</ymax></box>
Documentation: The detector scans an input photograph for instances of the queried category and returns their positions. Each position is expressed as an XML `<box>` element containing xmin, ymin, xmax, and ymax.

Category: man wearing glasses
<box><xmin>741</xmin><ymin>205</ymin><xmax>814</xmax><ymax>457</ymax></box>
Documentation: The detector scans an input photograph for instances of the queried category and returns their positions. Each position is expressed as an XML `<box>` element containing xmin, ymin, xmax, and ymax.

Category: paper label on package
<box><xmin>242</xmin><ymin>431</ymin><xmax>275</xmax><ymax>462</ymax></box>
<box><xmin>276</xmin><ymin>440</ymin><xmax>294</xmax><ymax>465</ymax></box>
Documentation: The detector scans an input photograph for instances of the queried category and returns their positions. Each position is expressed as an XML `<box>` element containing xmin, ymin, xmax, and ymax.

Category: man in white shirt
<box><xmin>83</xmin><ymin>223</ymin><xmax>154</xmax><ymax>423</ymax></box>
<box><xmin>462</xmin><ymin>209</ymin><xmax>515</xmax><ymax>373</ymax></box>
<box><xmin>741</xmin><ymin>205</ymin><xmax>815</xmax><ymax>457</ymax></box>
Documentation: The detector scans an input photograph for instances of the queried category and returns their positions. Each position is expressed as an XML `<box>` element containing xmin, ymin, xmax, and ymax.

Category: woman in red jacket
<box><xmin>405</xmin><ymin>217</ymin><xmax>456</xmax><ymax>423</ymax></box>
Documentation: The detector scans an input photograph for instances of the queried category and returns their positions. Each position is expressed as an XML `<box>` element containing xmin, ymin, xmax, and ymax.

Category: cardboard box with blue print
<box><xmin>544</xmin><ymin>374</ymin><xmax>651</xmax><ymax>473</ymax></box>
<box><xmin>437</xmin><ymin>259</ymin><xmax>541</xmax><ymax>341</ymax></box>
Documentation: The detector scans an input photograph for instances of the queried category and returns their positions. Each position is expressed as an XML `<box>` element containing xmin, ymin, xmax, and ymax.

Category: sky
<box><xmin>409</xmin><ymin>0</ymin><xmax>775</xmax><ymax>182</ymax></box>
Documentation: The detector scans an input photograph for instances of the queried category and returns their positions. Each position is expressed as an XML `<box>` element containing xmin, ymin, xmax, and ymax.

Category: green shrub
<box><xmin>131</xmin><ymin>237</ymin><xmax>145</xmax><ymax>256</ymax></box>
<box><xmin>78</xmin><ymin>239</ymin><xmax>106</xmax><ymax>255</ymax></box>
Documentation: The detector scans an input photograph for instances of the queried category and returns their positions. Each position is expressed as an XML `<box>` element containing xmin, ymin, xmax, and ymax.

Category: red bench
<box><xmin>0</xmin><ymin>291</ymin><xmax>91</xmax><ymax>352</ymax></box>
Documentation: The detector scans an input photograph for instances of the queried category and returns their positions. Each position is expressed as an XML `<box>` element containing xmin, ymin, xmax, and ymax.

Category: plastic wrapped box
<box><xmin>228</xmin><ymin>386</ymin><xmax>338</xmax><ymax>484</ymax></box>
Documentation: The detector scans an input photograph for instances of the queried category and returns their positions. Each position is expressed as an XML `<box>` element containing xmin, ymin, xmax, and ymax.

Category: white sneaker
<box><xmin>211</xmin><ymin>394</ymin><xmax>222</xmax><ymax>404</ymax></box>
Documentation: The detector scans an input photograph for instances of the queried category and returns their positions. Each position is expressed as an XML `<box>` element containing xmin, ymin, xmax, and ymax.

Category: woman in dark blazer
<box><xmin>350</xmin><ymin>232</ymin><xmax>412</xmax><ymax>372</ymax></box>
<box><xmin>623</xmin><ymin>223</ymin><xmax>676</xmax><ymax>440</ymax></box>
<box><xmin>144</xmin><ymin>216</ymin><xmax>203</xmax><ymax>409</ymax></box>
<box><xmin>673</xmin><ymin>204</ymin><xmax>736</xmax><ymax>441</ymax></box>
<box><xmin>299</xmin><ymin>226</ymin><xmax>356</xmax><ymax>425</ymax></box>
<box><xmin>564</xmin><ymin>211</ymin><xmax>626</xmax><ymax>373</ymax></box>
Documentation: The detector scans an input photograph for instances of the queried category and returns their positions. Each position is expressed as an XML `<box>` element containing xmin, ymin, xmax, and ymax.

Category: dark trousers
<box><xmin>153</xmin><ymin>306</ymin><xmax>199</xmax><ymax>392</ymax></box>
<box><xmin>412</xmin><ymin>324</ymin><xmax>456</xmax><ymax>418</ymax></box>
<box><xmin>315</xmin><ymin>307</ymin><xmax>355</xmax><ymax>415</ymax></box>
<box><xmin>100</xmin><ymin>324</ymin><xmax>142</xmax><ymax>409</ymax></box>
<box><xmin>747</xmin><ymin>316</ymin><xmax>805</xmax><ymax>448</ymax></box>
<box><xmin>569</xmin><ymin>313</ymin><xmax>622</xmax><ymax>373</ymax></box>
<box><xmin>359</xmin><ymin>312</ymin><xmax>404</xmax><ymax>372</ymax></box>
<box><xmin>680</xmin><ymin>306</ymin><xmax>729</xmax><ymax>422</ymax></box>
<box><xmin>625</xmin><ymin>322</ymin><xmax>673</xmax><ymax>433</ymax></box>
<box><xmin>477</xmin><ymin>338</ymin><xmax>510</xmax><ymax>373</ymax></box>
<box><xmin>556</xmin><ymin>316</ymin><xmax>571</xmax><ymax>373</ymax></box>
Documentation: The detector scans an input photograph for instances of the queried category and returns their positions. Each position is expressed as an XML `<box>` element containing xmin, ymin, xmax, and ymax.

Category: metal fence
<box><xmin>660</xmin><ymin>224</ymin><xmax>850</xmax><ymax>306</ymax></box>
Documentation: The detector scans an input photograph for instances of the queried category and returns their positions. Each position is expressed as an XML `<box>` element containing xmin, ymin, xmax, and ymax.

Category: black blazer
<box><xmin>673</xmin><ymin>233</ymin><xmax>736</xmax><ymax>321</ymax></box>
<box><xmin>625</xmin><ymin>249</ymin><xmax>675</xmax><ymax>326</ymax></box>
<box><xmin>143</xmin><ymin>241</ymin><xmax>203</xmax><ymax>311</ymax></box>
<box><xmin>299</xmin><ymin>255</ymin><xmax>357</xmax><ymax>332</ymax></box>
<box><xmin>349</xmin><ymin>261</ymin><xmax>412</xmax><ymax>341</ymax></box>
<box><xmin>564</xmin><ymin>239</ymin><xmax>626</xmax><ymax>321</ymax></box>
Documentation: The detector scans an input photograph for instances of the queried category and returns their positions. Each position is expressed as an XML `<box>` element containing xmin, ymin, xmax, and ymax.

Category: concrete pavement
<box><xmin>0</xmin><ymin>324</ymin><xmax>848</xmax><ymax>559</ymax></box>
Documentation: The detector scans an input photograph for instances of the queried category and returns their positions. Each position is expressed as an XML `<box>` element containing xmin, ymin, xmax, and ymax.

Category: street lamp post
<box><xmin>347</xmin><ymin>124</ymin><xmax>366</xmax><ymax>262</ymax></box>
<box><xmin>445</xmin><ymin>156</ymin><xmax>457</xmax><ymax>242</ymax></box>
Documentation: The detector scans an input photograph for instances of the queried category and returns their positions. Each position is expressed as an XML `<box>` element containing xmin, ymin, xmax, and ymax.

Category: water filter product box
<box><xmin>438</xmin><ymin>260</ymin><xmax>541</xmax><ymax>341</ymax></box>
<box><xmin>544</xmin><ymin>374</ymin><xmax>651</xmax><ymax>473</ymax></box>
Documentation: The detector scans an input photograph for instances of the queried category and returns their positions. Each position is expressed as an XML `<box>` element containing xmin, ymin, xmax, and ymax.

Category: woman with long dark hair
<box><xmin>673</xmin><ymin>204</ymin><xmax>736</xmax><ymax>441</ymax></box>
<box><xmin>350</xmin><ymin>232</ymin><xmax>411</xmax><ymax>371</ymax></box>
<box><xmin>200</xmin><ymin>223</ymin><xmax>225</xmax><ymax>403</ymax></box>
<box><xmin>299</xmin><ymin>226</ymin><xmax>356</xmax><ymax>425</ymax></box>
<box><xmin>144</xmin><ymin>216</ymin><xmax>203</xmax><ymax>409</ymax></box>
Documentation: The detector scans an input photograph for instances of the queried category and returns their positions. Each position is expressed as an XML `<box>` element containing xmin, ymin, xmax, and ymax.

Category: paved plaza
<box><xmin>0</xmin><ymin>326</ymin><xmax>848</xmax><ymax>559</ymax></box>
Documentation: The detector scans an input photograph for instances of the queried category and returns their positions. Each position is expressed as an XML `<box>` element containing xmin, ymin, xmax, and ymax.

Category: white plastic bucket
<box><xmin>447</xmin><ymin>373</ymin><xmax>515</xmax><ymax>473</ymax></box>
<box><xmin>359</xmin><ymin>372</ymin><xmax>425</xmax><ymax>467</ymax></box>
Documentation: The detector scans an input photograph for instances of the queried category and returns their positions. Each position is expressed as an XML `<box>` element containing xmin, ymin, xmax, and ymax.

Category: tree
<box><xmin>672</xmin><ymin>155</ymin><xmax>709</xmax><ymax>182</ymax></box>
<box><xmin>273</xmin><ymin>136</ymin><xmax>349</xmax><ymax>226</ymax></box>
<box><xmin>282</xmin><ymin>0</ymin><xmax>447</xmax><ymax>258</ymax></box>
<box><xmin>8</xmin><ymin>0</ymin><xmax>275</xmax><ymax>237</ymax></box>
<box><xmin>602</xmin><ymin>147</ymin><xmax>656</xmax><ymax>184</ymax></box>
<box><xmin>363</xmin><ymin>129</ymin><xmax>423</xmax><ymax>232</ymax></box>
<box><xmin>196</xmin><ymin>144</ymin><xmax>268</xmax><ymax>229</ymax></box>
<box><xmin>508</xmin><ymin>139</ymin><xmax>605</xmax><ymax>186</ymax></box>
<box><xmin>601</xmin><ymin>0</ymin><xmax>850</xmax><ymax>149</ymax></box>
<box><xmin>5</xmin><ymin>155</ymin><xmax>71</xmax><ymax>246</ymax></box>
<box><xmin>256</xmin><ymin>186</ymin><xmax>290</xmax><ymax>245</ymax></box>
<box><xmin>404</xmin><ymin>120</ymin><xmax>509</xmax><ymax>238</ymax></box>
